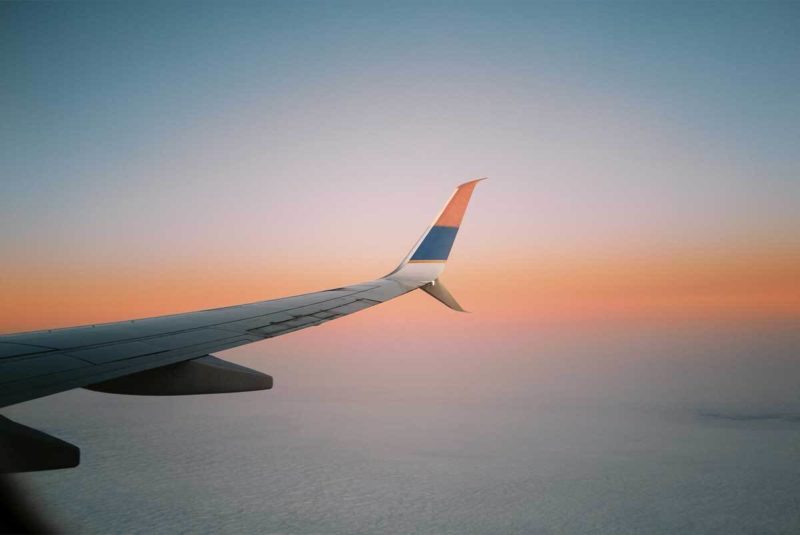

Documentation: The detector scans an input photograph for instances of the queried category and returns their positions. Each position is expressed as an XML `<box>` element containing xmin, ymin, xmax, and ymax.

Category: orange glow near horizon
<box><xmin>2</xmin><ymin>241</ymin><xmax>797</xmax><ymax>335</ymax></box>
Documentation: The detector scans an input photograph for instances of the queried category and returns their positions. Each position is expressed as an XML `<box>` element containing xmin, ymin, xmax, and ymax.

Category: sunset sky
<box><xmin>4</xmin><ymin>5</ymin><xmax>800</xmax><ymax>532</ymax></box>
<box><xmin>2</xmin><ymin>1</ymin><xmax>798</xmax><ymax>334</ymax></box>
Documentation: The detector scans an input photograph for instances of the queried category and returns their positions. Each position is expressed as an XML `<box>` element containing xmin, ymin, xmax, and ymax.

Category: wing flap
<box><xmin>0</xmin><ymin>354</ymin><xmax>89</xmax><ymax>384</ymax></box>
<box><xmin>0</xmin><ymin>342</ymin><xmax>56</xmax><ymax>358</ymax></box>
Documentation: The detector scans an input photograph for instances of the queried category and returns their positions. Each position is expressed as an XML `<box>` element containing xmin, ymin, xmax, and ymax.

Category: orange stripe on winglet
<box><xmin>434</xmin><ymin>178</ymin><xmax>485</xmax><ymax>227</ymax></box>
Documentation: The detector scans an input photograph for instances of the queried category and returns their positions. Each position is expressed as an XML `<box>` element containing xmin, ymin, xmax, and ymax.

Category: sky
<box><xmin>1</xmin><ymin>0</ymin><xmax>799</xmax><ymax>334</ymax></box>
<box><xmin>4</xmin><ymin>5</ymin><xmax>800</xmax><ymax>532</ymax></box>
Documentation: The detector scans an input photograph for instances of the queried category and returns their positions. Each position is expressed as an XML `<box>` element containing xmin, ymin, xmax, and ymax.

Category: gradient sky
<box><xmin>1</xmin><ymin>1</ymin><xmax>799</xmax><ymax>333</ymax></box>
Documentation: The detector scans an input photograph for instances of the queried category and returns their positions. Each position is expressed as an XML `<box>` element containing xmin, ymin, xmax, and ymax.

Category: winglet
<box><xmin>421</xmin><ymin>279</ymin><xmax>467</xmax><ymax>312</ymax></box>
<box><xmin>386</xmin><ymin>178</ymin><xmax>485</xmax><ymax>304</ymax></box>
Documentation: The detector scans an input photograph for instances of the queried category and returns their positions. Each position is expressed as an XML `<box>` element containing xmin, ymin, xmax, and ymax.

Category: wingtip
<box><xmin>458</xmin><ymin>177</ymin><xmax>488</xmax><ymax>188</ymax></box>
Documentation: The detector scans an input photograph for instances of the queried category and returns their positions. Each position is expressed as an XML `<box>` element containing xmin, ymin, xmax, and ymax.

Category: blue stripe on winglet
<box><xmin>410</xmin><ymin>226</ymin><xmax>459</xmax><ymax>261</ymax></box>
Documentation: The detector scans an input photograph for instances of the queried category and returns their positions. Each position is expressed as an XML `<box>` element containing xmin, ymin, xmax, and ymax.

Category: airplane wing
<box><xmin>0</xmin><ymin>179</ymin><xmax>484</xmax><ymax>471</ymax></box>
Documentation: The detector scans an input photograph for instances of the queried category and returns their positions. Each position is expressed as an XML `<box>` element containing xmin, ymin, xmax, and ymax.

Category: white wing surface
<box><xmin>0</xmin><ymin>179</ymin><xmax>484</xmax><ymax>471</ymax></box>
